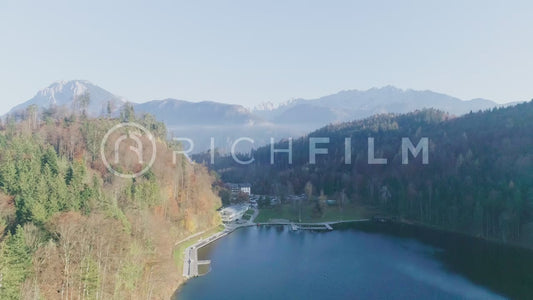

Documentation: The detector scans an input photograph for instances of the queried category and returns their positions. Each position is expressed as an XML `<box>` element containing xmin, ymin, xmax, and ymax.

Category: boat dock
<box><xmin>291</xmin><ymin>223</ymin><xmax>333</xmax><ymax>231</ymax></box>
<box><xmin>274</xmin><ymin>220</ymin><xmax>368</xmax><ymax>231</ymax></box>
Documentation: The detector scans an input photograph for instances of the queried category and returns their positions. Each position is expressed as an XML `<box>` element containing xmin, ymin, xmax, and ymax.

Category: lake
<box><xmin>175</xmin><ymin>222</ymin><xmax>533</xmax><ymax>299</ymax></box>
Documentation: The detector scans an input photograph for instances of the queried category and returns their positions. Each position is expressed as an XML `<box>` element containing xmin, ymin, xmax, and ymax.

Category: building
<box><xmin>219</xmin><ymin>204</ymin><xmax>249</xmax><ymax>223</ymax></box>
<box><xmin>239</xmin><ymin>184</ymin><xmax>251</xmax><ymax>195</ymax></box>
<box><xmin>226</xmin><ymin>183</ymin><xmax>252</xmax><ymax>197</ymax></box>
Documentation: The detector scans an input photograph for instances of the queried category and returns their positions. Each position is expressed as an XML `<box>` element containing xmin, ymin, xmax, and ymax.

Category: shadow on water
<box><xmin>174</xmin><ymin>223</ymin><xmax>533</xmax><ymax>300</ymax></box>
<box><xmin>335</xmin><ymin>222</ymin><xmax>533</xmax><ymax>299</ymax></box>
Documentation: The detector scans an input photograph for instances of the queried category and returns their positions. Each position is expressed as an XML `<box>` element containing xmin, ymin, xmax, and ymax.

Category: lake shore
<box><xmin>176</xmin><ymin>220</ymin><xmax>533</xmax><ymax>300</ymax></box>
<box><xmin>173</xmin><ymin>208</ymin><xmax>372</xmax><ymax>298</ymax></box>
<box><xmin>173</xmin><ymin>204</ymin><xmax>533</xmax><ymax>299</ymax></box>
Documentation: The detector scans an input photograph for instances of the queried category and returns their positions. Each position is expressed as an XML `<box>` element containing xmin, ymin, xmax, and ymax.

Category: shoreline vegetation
<box><xmin>253</xmin><ymin>203</ymin><xmax>374</xmax><ymax>223</ymax></box>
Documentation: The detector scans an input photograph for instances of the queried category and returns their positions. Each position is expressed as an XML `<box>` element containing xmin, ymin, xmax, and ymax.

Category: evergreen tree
<box><xmin>0</xmin><ymin>225</ymin><xmax>31</xmax><ymax>299</ymax></box>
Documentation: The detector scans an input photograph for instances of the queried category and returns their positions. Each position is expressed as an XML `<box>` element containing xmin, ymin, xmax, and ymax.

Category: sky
<box><xmin>1</xmin><ymin>0</ymin><xmax>532</xmax><ymax>114</ymax></box>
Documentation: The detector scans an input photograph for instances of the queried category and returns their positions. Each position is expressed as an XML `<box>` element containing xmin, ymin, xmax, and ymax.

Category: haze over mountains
<box><xmin>8</xmin><ymin>80</ymin><xmax>509</xmax><ymax>152</ymax></box>
<box><xmin>134</xmin><ymin>99</ymin><xmax>261</xmax><ymax>126</ymax></box>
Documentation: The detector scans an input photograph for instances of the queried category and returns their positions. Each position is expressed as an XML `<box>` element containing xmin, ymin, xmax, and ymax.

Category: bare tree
<box><xmin>74</xmin><ymin>92</ymin><xmax>91</xmax><ymax>116</ymax></box>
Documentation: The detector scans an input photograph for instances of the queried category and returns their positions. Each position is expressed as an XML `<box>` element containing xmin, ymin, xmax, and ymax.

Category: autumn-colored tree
<box><xmin>0</xmin><ymin>111</ymin><xmax>222</xmax><ymax>299</ymax></box>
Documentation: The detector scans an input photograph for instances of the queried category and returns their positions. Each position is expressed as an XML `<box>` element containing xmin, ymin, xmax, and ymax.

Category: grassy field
<box><xmin>254</xmin><ymin>203</ymin><xmax>373</xmax><ymax>223</ymax></box>
<box><xmin>241</xmin><ymin>209</ymin><xmax>255</xmax><ymax>221</ymax></box>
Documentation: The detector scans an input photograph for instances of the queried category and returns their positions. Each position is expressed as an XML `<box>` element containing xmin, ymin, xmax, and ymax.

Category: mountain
<box><xmin>251</xmin><ymin>99</ymin><xmax>297</xmax><ymax>120</ymax></box>
<box><xmin>253</xmin><ymin>86</ymin><xmax>501</xmax><ymax>128</ymax></box>
<box><xmin>133</xmin><ymin>99</ymin><xmax>276</xmax><ymax>153</ymax></box>
<box><xmin>133</xmin><ymin>99</ymin><xmax>307</xmax><ymax>153</ymax></box>
<box><xmin>136</xmin><ymin>87</ymin><xmax>504</xmax><ymax>152</ymax></box>
<box><xmin>134</xmin><ymin>99</ymin><xmax>262</xmax><ymax>126</ymax></box>
<box><xmin>8</xmin><ymin>80</ymin><xmax>126</xmax><ymax>117</ymax></box>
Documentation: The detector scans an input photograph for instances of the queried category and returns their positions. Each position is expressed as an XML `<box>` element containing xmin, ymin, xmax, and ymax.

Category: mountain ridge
<box><xmin>134</xmin><ymin>98</ymin><xmax>262</xmax><ymax>126</ymax></box>
<box><xmin>10</xmin><ymin>81</ymin><xmax>507</xmax><ymax>123</ymax></box>
<box><xmin>7</xmin><ymin>81</ymin><xmax>513</xmax><ymax>152</ymax></box>
<box><xmin>252</xmin><ymin>86</ymin><xmax>501</xmax><ymax>127</ymax></box>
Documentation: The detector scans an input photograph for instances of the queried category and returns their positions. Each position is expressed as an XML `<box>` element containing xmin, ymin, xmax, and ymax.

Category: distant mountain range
<box><xmin>7</xmin><ymin>80</ymin><xmax>512</xmax><ymax>152</ymax></box>
<box><xmin>252</xmin><ymin>86</ymin><xmax>499</xmax><ymax>127</ymax></box>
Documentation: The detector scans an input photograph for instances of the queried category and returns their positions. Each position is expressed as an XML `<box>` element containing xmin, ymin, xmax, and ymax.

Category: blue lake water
<box><xmin>176</xmin><ymin>223</ymin><xmax>533</xmax><ymax>299</ymax></box>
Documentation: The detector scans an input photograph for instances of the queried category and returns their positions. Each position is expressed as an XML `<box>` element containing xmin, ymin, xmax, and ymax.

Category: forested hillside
<box><xmin>0</xmin><ymin>106</ymin><xmax>221</xmax><ymax>299</ymax></box>
<box><xmin>207</xmin><ymin>101</ymin><xmax>533</xmax><ymax>246</ymax></box>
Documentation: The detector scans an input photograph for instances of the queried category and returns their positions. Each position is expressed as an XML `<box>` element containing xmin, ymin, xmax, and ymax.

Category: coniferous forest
<box><xmin>0</xmin><ymin>105</ymin><xmax>221</xmax><ymax>299</ymax></box>
<box><xmin>205</xmin><ymin>101</ymin><xmax>533</xmax><ymax>246</ymax></box>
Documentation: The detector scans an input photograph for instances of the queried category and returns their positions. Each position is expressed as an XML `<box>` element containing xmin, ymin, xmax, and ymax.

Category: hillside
<box><xmin>134</xmin><ymin>99</ymin><xmax>262</xmax><ymax>126</ymax></box>
<box><xmin>209</xmin><ymin>101</ymin><xmax>533</xmax><ymax>246</ymax></box>
<box><xmin>0</xmin><ymin>108</ymin><xmax>221</xmax><ymax>299</ymax></box>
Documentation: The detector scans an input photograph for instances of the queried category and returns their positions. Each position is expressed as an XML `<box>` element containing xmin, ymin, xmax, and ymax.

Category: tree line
<box><xmin>203</xmin><ymin>102</ymin><xmax>533</xmax><ymax>246</ymax></box>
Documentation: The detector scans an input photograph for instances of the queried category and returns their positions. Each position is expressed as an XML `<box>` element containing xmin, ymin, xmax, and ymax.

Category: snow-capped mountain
<box><xmin>251</xmin><ymin>101</ymin><xmax>276</xmax><ymax>112</ymax></box>
<box><xmin>253</xmin><ymin>86</ymin><xmax>501</xmax><ymax>128</ymax></box>
<box><xmin>251</xmin><ymin>99</ymin><xmax>297</xmax><ymax>120</ymax></box>
<box><xmin>251</xmin><ymin>99</ymin><xmax>297</xmax><ymax>112</ymax></box>
<box><xmin>9</xmin><ymin>80</ymin><xmax>126</xmax><ymax>116</ymax></box>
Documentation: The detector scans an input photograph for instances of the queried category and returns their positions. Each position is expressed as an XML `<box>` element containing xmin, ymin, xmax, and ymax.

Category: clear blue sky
<box><xmin>1</xmin><ymin>0</ymin><xmax>532</xmax><ymax>113</ymax></box>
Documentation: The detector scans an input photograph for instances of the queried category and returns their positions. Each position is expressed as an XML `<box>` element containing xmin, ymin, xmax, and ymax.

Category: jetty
<box><xmin>182</xmin><ymin>228</ymin><xmax>234</xmax><ymax>278</ymax></box>
<box><xmin>290</xmin><ymin>223</ymin><xmax>332</xmax><ymax>231</ymax></box>
<box><xmin>263</xmin><ymin>219</ymin><xmax>369</xmax><ymax>231</ymax></box>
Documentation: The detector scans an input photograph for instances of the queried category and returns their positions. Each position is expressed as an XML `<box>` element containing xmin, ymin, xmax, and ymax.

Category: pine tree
<box><xmin>0</xmin><ymin>225</ymin><xmax>31</xmax><ymax>299</ymax></box>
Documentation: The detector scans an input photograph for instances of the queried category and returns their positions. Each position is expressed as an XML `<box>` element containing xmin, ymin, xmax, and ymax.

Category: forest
<box><xmin>0</xmin><ymin>104</ymin><xmax>221</xmax><ymax>299</ymax></box>
<box><xmin>202</xmin><ymin>101</ymin><xmax>533</xmax><ymax>246</ymax></box>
